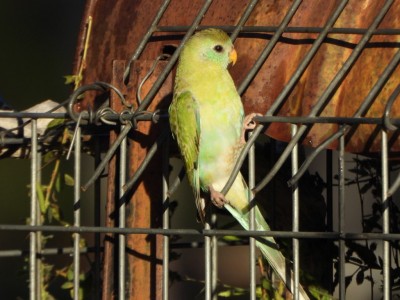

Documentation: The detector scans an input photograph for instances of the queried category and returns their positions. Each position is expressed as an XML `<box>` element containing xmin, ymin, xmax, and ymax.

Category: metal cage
<box><xmin>1</xmin><ymin>0</ymin><xmax>400</xmax><ymax>299</ymax></box>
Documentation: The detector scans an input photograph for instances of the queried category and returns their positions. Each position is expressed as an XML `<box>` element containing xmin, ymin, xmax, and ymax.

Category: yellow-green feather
<box><xmin>169</xmin><ymin>28</ymin><xmax>310</xmax><ymax>300</ymax></box>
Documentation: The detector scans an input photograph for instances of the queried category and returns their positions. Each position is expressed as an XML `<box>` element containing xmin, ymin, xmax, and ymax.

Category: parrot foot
<box><xmin>241</xmin><ymin>113</ymin><xmax>262</xmax><ymax>144</ymax></box>
<box><xmin>209</xmin><ymin>185</ymin><xmax>228</xmax><ymax>208</ymax></box>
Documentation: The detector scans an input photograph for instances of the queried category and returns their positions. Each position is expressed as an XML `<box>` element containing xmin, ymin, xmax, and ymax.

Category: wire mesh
<box><xmin>0</xmin><ymin>0</ymin><xmax>399</xmax><ymax>299</ymax></box>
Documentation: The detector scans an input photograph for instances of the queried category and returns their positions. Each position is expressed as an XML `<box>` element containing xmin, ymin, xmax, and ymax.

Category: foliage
<box><xmin>26</xmin><ymin>121</ymin><xmax>98</xmax><ymax>299</ymax></box>
<box><xmin>333</xmin><ymin>156</ymin><xmax>400</xmax><ymax>298</ymax></box>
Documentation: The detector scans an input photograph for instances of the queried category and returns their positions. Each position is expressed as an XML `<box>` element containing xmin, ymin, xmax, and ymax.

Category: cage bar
<box><xmin>73</xmin><ymin>126</ymin><xmax>81</xmax><ymax>300</ymax></box>
<box><xmin>338</xmin><ymin>135</ymin><xmax>346</xmax><ymax>300</ymax></box>
<box><xmin>248</xmin><ymin>132</ymin><xmax>256</xmax><ymax>300</ymax></box>
<box><xmin>162</xmin><ymin>136</ymin><xmax>170</xmax><ymax>300</ymax></box>
<box><xmin>118</xmin><ymin>125</ymin><xmax>127</xmax><ymax>300</ymax></box>
<box><xmin>381</xmin><ymin>129</ymin><xmax>391</xmax><ymax>299</ymax></box>
<box><xmin>291</xmin><ymin>124</ymin><xmax>300</xmax><ymax>300</ymax></box>
<box><xmin>29</xmin><ymin>120</ymin><xmax>38</xmax><ymax>300</ymax></box>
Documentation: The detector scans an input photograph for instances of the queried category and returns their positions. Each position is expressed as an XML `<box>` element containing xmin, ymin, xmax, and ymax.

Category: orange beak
<box><xmin>229</xmin><ymin>48</ymin><xmax>237</xmax><ymax>66</ymax></box>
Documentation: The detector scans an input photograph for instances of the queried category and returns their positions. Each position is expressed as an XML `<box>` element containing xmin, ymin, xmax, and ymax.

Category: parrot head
<box><xmin>180</xmin><ymin>28</ymin><xmax>237</xmax><ymax>69</ymax></box>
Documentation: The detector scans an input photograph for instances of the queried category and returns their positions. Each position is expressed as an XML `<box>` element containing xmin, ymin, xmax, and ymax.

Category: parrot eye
<box><xmin>213</xmin><ymin>45</ymin><xmax>224</xmax><ymax>53</ymax></box>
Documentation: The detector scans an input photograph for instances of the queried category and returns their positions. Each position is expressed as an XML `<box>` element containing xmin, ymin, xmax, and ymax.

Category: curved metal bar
<box><xmin>67</xmin><ymin>81</ymin><xmax>128</xmax><ymax>123</ymax></box>
<box><xmin>67</xmin><ymin>83</ymin><xmax>106</xmax><ymax>123</ymax></box>
<box><xmin>383</xmin><ymin>84</ymin><xmax>400</xmax><ymax>131</ymax></box>
<box><xmin>137</xmin><ymin>54</ymin><xmax>171</xmax><ymax>105</ymax></box>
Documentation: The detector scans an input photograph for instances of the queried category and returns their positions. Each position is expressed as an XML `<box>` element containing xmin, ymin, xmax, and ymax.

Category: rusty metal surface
<box><xmin>71</xmin><ymin>1</ymin><xmax>400</xmax><ymax>297</ymax></box>
<box><xmin>74</xmin><ymin>0</ymin><xmax>400</xmax><ymax>154</ymax></box>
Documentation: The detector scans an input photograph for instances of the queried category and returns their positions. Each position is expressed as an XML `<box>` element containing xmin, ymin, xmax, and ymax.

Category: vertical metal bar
<box><xmin>381</xmin><ymin>129</ymin><xmax>391</xmax><ymax>300</ymax></box>
<box><xmin>248</xmin><ymin>133</ymin><xmax>256</xmax><ymax>300</ymax></box>
<box><xmin>338</xmin><ymin>135</ymin><xmax>346</xmax><ymax>300</ymax></box>
<box><xmin>73</xmin><ymin>126</ymin><xmax>81</xmax><ymax>300</ymax></box>
<box><xmin>162</xmin><ymin>136</ymin><xmax>170</xmax><ymax>300</ymax></box>
<box><xmin>326</xmin><ymin>150</ymin><xmax>334</xmax><ymax>293</ymax></box>
<box><xmin>291</xmin><ymin>124</ymin><xmax>299</xmax><ymax>300</ymax></box>
<box><xmin>119</xmin><ymin>125</ymin><xmax>127</xmax><ymax>300</ymax></box>
<box><xmin>326</xmin><ymin>150</ymin><xmax>333</xmax><ymax>232</ymax></box>
<box><xmin>211</xmin><ymin>213</ymin><xmax>218</xmax><ymax>300</ymax></box>
<box><xmin>30</xmin><ymin>120</ymin><xmax>38</xmax><ymax>300</ymax></box>
<box><xmin>36</xmin><ymin>152</ymin><xmax>42</xmax><ymax>300</ymax></box>
<box><xmin>94</xmin><ymin>139</ymin><xmax>101</xmax><ymax>300</ymax></box>
<box><xmin>205</xmin><ymin>218</ymin><xmax>212</xmax><ymax>300</ymax></box>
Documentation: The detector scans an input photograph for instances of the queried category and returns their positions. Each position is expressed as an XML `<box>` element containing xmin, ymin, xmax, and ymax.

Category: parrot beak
<box><xmin>229</xmin><ymin>48</ymin><xmax>237</xmax><ymax>66</ymax></box>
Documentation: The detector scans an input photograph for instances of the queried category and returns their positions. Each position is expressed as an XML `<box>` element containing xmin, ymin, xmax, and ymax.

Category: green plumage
<box><xmin>169</xmin><ymin>28</ymin><xmax>309</xmax><ymax>300</ymax></box>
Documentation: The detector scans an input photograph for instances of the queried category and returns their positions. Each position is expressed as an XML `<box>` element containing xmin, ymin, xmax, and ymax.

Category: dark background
<box><xmin>0</xmin><ymin>1</ymin><xmax>85</xmax><ymax>298</ymax></box>
<box><xmin>0</xmin><ymin>0</ymin><xmax>85</xmax><ymax>110</ymax></box>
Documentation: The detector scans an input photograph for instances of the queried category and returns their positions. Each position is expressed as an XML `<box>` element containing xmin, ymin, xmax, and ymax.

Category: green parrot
<box><xmin>169</xmin><ymin>28</ymin><xmax>309</xmax><ymax>300</ymax></box>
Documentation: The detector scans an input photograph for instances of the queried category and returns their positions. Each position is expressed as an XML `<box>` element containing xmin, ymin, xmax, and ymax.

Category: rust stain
<box><xmin>125</xmin><ymin>60</ymin><xmax>172</xmax><ymax>300</ymax></box>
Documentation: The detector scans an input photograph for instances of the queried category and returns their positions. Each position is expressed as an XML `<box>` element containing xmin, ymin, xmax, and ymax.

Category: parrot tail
<box><xmin>225</xmin><ymin>203</ymin><xmax>310</xmax><ymax>300</ymax></box>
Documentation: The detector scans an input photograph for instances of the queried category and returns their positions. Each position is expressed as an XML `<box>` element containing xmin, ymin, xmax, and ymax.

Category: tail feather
<box><xmin>225</xmin><ymin>204</ymin><xmax>310</xmax><ymax>300</ymax></box>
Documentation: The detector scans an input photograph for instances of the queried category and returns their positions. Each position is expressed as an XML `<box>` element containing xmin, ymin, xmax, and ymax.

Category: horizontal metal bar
<box><xmin>1</xmin><ymin>224</ymin><xmax>400</xmax><ymax>240</ymax></box>
<box><xmin>254</xmin><ymin>116</ymin><xmax>400</xmax><ymax>125</ymax></box>
<box><xmin>0</xmin><ymin>240</ymin><xmax>252</xmax><ymax>258</ymax></box>
<box><xmin>156</xmin><ymin>25</ymin><xmax>400</xmax><ymax>35</ymax></box>
<box><xmin>4</xmin><ymin>111</ymin><xmax>399</xmax><ymax>127</ymax></box>
<box><xmin>0</xmin><ymin>246</ymin><xmax>99</xmax><ymax>257</ymax></box>
<box><xmin>0</xmin><ymin>112</ymin><xmax>67</xmax><ymax>119</ymax></box>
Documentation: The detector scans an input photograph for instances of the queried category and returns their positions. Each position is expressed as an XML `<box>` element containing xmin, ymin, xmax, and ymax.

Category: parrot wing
<box><xmin>169</xmin><ymin>90</ymin><xmax>204</xmax><ymax>221</ymax></box>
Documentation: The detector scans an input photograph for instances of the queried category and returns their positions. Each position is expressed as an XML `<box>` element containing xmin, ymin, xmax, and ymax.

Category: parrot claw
<box><xmin>209</xmin><ymin>185</ymin><xmax>229</xmax><ymax>208</ymax></box>
<box><xmin>241</xmin><ymin>113</ymin><xmax>262</xmax><ymax>143</ymax></box>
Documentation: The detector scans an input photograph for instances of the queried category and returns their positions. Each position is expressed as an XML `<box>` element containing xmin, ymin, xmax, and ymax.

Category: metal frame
<box><xmin>0</xmin><ymin>0</ymin><xmax>399</xmax><ymax>299</ymax></box>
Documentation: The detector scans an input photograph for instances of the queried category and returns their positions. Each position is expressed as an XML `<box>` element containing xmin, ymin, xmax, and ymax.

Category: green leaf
<box><xmin>43</xmin><ymin>151</ymin><xmax>56</xmax><ymax>165</ymax></box>
<box><xmin>217</xmin><ymin>290</ymin><xmax>233</xmax><ymax>297</ymax></box>
<box><xmin>55</xmin><ymin>173</ymin><xmax>61</xmax><ymax>193</ymax></box>
<box><xmin>67</xmin><ymin>266</ymin><xmax>74</xmax><ymax>281</ymax></box>
<box><xmin>36</xmin><ymin>183</ymin><xmax>47</xmax><ymax>214</ymax></box>
<box><xmin>217</xmin><ymin>287</ymin><xmax>247</xmax><ymax>297</ymax></box>
<box><xmin>49</xmin><ymin>204</ymin><xmax>62</xmax><ymax>223</ymax></box>
<box><xmin>261</xmin><ymin>277</ymin><xmax>271</xmax><ymax>290</ymax></box>
<box><xmin>46</xmin><ymin>118</ymin><xmax>65</xmax><ymax>130</ymax></box>
<box><xmin>79</xmin><ymin>273</ymin><xmax>86</xmax><ymax>281</ymax></box>
<box><xmin>64</xmin><ymin>173</ymin><xmax>75</xmax><ymax>186</ymax></box>
<box><xmin>222</xmin><ymin>235</ymin><xmax>242</xmax><ymax>242</ymax></box>
<box><xmin>64</xmin><ymin>74</ymin><xmax>81</xmax><ymax>85</ymax></box>
<box><xmin>61</xmin><ymin>281</ymin><xmax>74</xmax><ymax>290</ymax></box>
<box><xmin>308</xmin><ymin>285</ymin><xmax>334</xmax><ymax>300</ymax></box>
